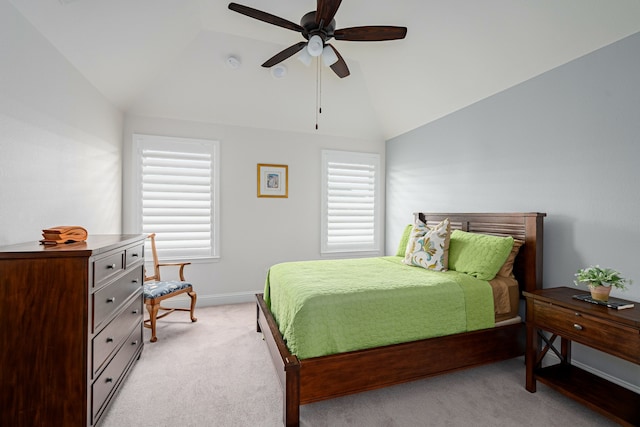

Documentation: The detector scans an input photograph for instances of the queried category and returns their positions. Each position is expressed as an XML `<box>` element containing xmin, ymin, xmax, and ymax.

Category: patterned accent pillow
<box><xmin>403</xmin><ymin>218</ymin><xmax>450</xmax><ymax>271</ymax></box>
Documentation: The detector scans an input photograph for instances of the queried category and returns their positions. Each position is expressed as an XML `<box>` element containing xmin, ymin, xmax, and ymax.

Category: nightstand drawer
<box><xmin>533</xmin><ymin>300</ymin><xmax>640</xmax><ymax>363</ymax></box>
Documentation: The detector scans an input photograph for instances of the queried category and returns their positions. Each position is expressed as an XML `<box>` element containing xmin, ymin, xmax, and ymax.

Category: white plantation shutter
<box><xmin>134</xmin><ymin>134</ymin><xmax>219</xmax><ymax>260</ymax></box>
<box><xmin>321</xmin><ymin>150</ymin><xmax>381</xmax><ymax>254</ymax></box>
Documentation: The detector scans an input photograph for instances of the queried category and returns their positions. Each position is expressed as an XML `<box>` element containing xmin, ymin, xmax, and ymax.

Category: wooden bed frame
<box><xmin>256</xmin><ymin>212</ymin><xmax>546</xmax><ymax>426</ymax></box>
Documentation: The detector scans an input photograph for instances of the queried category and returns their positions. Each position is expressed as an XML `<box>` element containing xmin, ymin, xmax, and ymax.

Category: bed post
<box><xmin>523</xmin><ymin>213</ymin><xmax>545</xmax><ymax>293</ymax></box>
<box><xmin>284</xmin><ymin>361</ymin><xmax>300</xmax><ymax>427</ymax></box>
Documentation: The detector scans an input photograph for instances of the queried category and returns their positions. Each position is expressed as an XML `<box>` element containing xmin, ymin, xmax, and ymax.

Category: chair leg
<box><xmin>188</xmin><ymin>290</ymin><xmax>198</xmax><ymax>322</ymax></box>
<box><xmin>145</xmin><ymin>302</ymin><xmax>159</xmax><ymax>342</ymax></box>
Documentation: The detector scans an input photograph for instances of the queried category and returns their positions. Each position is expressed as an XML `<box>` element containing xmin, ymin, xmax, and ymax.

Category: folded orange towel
<box><xmin>41</xmin><ymin>226</ymin><xmax>88</xmax><ymax>244</ymax></box>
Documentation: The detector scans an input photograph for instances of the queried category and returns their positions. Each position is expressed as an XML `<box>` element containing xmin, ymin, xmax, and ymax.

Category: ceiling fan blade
<box><xmin>325</xmin><ymin>44</ymin><xmax>350</xmax><ymax>78</ymax></box>
<box><xmin>334</xmin><ymin>26</ymin><xmax>407</xmax><ymax>41</ymax></box>
<box><xmin>261</xmin><ymin>42</ymin><xmax>308</xmax><ymax>68</ymax></box>
<box><xmin>229</xmin><ymin>3</ymin><xmax>304</xmax><ymax>33</ymax></box>
<box><xmin>316</xmin><ymin>0</ymin><xmax>342</xmax><ymax>27</ymax></box>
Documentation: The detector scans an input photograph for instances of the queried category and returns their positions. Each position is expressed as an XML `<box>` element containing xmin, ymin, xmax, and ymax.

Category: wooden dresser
<box><xmin>524</xmin><ymin>287</ymin><xmax>640</xmax><ymax>426</ymax></box>
<box><xmin>0</xmin><ymin>234</ymin><xmax>145</xmax><ymax>427</ymax></box>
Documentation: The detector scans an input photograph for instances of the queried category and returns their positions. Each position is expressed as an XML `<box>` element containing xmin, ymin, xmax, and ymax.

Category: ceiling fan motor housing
<box><xmin>300</xmin><ymin>11</ymin><xmax>335</xmax><ymax>42</ymax></box>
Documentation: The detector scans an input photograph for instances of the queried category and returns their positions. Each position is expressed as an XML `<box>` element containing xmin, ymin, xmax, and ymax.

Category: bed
<box><xmin>256</xmin><ymin>212</ymin><xmax>545</xmax><ymax>426</ymax></box>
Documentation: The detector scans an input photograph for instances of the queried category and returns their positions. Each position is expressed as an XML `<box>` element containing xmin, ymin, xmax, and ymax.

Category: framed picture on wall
<box><xmin>257</xmin><ymin>164</ymin><xmax>288</xmax><ymax>198</ymax></box>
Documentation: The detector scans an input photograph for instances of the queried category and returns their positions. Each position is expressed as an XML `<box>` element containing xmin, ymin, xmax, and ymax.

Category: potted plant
<box><xmin>574</xmin><ymin>265</ymin><xmax>632</xmax><ymax>302</ymax></box>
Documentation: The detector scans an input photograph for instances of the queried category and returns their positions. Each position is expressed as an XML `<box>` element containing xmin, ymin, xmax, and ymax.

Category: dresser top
<box><xmin>0</xmin><ymin>234</ymin><xmax>145</xmax><ymax>259</ymax></box>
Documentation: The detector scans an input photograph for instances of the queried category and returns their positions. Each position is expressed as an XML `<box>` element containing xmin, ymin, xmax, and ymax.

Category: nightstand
<box><xmin>523</xmin><ymin>287</ymin><xmax>640</xmax><ymax>427</ymax></box>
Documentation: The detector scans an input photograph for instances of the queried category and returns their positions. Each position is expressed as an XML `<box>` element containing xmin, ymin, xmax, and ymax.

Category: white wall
<box><xmin>122</xmin><ymin>115</ymin><xmax>385</xmax><ymax>305</ymax></box>
<box><xmin>0</xmin><ymin>1</ymin><xmax>123</xmax><ymax>246</ymax></box>
<box><xmin>386</xmin><ymin>32</ymin><xmax>640</xmax><ymax>391</ymax></box>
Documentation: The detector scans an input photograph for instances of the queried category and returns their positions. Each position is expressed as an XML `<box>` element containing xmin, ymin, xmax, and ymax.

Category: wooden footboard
<box><xmin>257</xmin><ymin>212</ymin><xmax>545</xmax><ymax>426</ymax></box>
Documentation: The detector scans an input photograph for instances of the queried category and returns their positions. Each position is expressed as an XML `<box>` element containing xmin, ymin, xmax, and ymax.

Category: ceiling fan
<box><xmin>228</xmin><ymin>1</ymin><xmax>407</xmax><ymax>78</ymax></box>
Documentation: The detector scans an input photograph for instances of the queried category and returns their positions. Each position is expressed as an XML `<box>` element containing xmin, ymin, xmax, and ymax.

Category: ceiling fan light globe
<box><xmin>298</xmin><ymin>48</ymin><xmax>313</xmax><ymax>66</ymax></box>
<box><xmin>307</xmin><ymin>35</ymin><xmax>323</xmax><ymax>57</ymax></box>
<box><xmin>322</xmin><ymin>46</ymin><xmax>338</xmax><ymax>66</ymax></box>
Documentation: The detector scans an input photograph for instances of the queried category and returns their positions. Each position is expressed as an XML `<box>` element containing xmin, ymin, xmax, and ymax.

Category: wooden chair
<box><xmin>143</xmin><ymin>233</ymin><xmax>197</xmax><ymax>342</ymax></box>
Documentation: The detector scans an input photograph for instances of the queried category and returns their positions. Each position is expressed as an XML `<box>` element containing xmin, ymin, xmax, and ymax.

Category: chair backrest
<box><xmin>144</xmin><ymin>233</ymin><xmax>162</xmax><ymax>282</ymax></box>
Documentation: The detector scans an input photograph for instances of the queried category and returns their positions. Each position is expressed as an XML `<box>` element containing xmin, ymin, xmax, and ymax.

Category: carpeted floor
<box><xmin>101</xmin><ymin>303</ymin><xmax>617</xmax><ymax>427</ymax></box>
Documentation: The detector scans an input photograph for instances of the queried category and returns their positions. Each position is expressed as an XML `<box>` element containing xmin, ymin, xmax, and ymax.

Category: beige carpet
<box><xmin>101</xmin><ymin>303</ymin><xmax>616</xmax><ymax>427</ymax></box>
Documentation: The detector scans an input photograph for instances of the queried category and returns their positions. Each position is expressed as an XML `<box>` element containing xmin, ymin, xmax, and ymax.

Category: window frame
<box><xmin>132</xmin><ymin>133</ymin><xmax>220</xmax><ymax>261</ymax></box>
<box><xmin>320</xmin><ymin>149</ymin><xmax>382</xmax><ymax>255</ymax></box>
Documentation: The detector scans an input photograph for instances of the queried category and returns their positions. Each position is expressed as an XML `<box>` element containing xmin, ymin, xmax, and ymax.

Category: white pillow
<box><xmin>403</xmin><ymin>217</ymin><xmax>450</xmax><ymax>271</ymax></box>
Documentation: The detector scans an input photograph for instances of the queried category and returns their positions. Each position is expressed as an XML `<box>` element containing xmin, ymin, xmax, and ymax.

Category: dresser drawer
<box><xmin>93</xmin><ymin>266</ymin><xmax>143</xmax><ymax>330</ymax></box>
<box><xmin>125</xmin><ymin>244</ymin><xmax>144</xmax><ymax>268</ymax></box>
<box><xmin>533</xmin><ymin>300</ymin><xmax>640</xmax><ymax>363</ymax></box>
<box><xmin>92</xmin><ymin>296</ymin><xmax>143</xmax><ymax>376</ymax></box>
<box><xmin>92</xmin><ymin>325</ymin><xmax>143</xmax><ymax>424</ymax></box>
<box><xmin>94</xmin><ymin>251</ymin><xmax>124</xmax><ymax>288</ymax></box>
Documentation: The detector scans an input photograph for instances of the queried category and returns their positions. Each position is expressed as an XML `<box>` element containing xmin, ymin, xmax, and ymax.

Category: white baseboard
<box><xmin>149</xmin><ymin>291</ymin><xmax>259</xmax><ymax>309</ymax></box>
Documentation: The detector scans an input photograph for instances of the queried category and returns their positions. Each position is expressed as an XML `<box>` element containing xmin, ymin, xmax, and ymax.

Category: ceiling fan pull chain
<box><xmin>319</xmin><ymin>59</ymin><xmax>322</xmax><ymax>115</ymax></box>
<box><xmin>315</xmin><ymin>58</ymin><xmax>320</xmax><ymax>130</ymax></box>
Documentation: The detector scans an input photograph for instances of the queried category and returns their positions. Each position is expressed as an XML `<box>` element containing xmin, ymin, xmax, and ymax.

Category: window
<box><xmin>321</xmin><ymin>150</ymin><xmax>381</xmax><ymax>254</ymax></box>
<box><xmin>133</xmin><ymin>134</ymin><xmax>219</xmax><ymax>260</ymax></box>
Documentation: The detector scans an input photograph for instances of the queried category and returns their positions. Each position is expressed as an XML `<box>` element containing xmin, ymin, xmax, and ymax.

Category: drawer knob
<box><xmin>131</xmin><ymin>340</ymin><xmax>138</xmax><ymax>346</ymax></box>
<box><xmin>106</xmin><ymin>337</ymin><xmax>114</xmax><ymax>343</ymax></box>
<box><xmin>132</xmin><ymin>279</ymin><xmax>139</xmax><ymax>283</ymax></box>
<box><xmin>132</xmin><ymin>309</ymin><xmax>139</xmax><ymax>314</ymax></box>
<box><xmin>132</xmin><ymin>253</ymin><xmax>139</xmax><ymax>257</ymax></box>
<box><xmin>106</xmin><ymin>297</ymin><xmax>116</xmax><ymax>303</ymax></box>
<box><xmin>573</xmin><ymin>323</ymin><xmax>584</xmax><ymax>331</ymax></box>
<box><xmin>107</xmin><ymin>264</ymin><xmax>116</xmax><ymax>269</ymax></box>
<box><xmin>105</xmin><ymin>377</ymin><xmax>113</xmax><ymax>383</ymax></box>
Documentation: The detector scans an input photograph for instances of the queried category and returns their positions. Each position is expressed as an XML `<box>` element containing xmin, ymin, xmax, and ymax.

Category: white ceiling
<box><xmin>9</xmin><ymin>0</ymin><xmax>640</xmax><ymax>140</ymax></box>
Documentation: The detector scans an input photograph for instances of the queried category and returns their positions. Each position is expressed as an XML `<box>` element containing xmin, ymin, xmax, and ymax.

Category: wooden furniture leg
<box><xmin>146</xmin><ymin>302</ymin><xmax>160</xmax><ymax>343</ymax></box>
<box><xmin>187</xmin><ymin>290</ymin><xmax>197</xmax><ymax>322</ymax></box>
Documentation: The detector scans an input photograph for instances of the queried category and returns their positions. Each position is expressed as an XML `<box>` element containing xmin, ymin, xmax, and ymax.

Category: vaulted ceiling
<box><xmin>9</xmin><ymin>0</ymin><xmax>640</xmax><ymax>140</ymax></box>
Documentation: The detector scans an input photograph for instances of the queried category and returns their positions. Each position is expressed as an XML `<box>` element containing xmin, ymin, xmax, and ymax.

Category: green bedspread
<box><xmin>264</xmin><ymin>256</ymin><xmax>495</xmax><ymax>359</ymax></box>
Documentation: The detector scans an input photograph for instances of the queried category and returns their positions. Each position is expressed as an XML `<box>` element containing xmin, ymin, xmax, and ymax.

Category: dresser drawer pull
<box><xmin>132</xmin><ymin>309</ymin><xmax>139</xmax><ymax>314</ymax></box>
<box><xmin>573</xmin><ymin>324</ymin><xmax>584</xmax><ymax>331</ymax></box>
<box><xmin>105</xmin><ymin>377</ymin><xmax>113</xmax><ymax>383</ymax></box>
<box><xmin>131</xmin><ymin>340</ymin><xmax>139</xmax><ymax>346</ymax></box>
<box><xmin>132</xmin><ymin>279</ymin><xmax>139</xmax><ymax>283</ymax></box>
<box><xmin>106</xmin><ymin>297</ymin><xmax>116</xmax><ymax>303</ymax></box>
<box><xmin>107</xmin><ymin>264</ymin><xmax>117</xmax><ymax>269</ymax></box>
<box><xmin>106</xmin><ymin>337</ymin><xmax>114</xmax><ymax>343</ymax></box>
<box><xmin>132</xmin><ymin>253</ymin><xmax>139</xmax><ymax>257</ymax></box>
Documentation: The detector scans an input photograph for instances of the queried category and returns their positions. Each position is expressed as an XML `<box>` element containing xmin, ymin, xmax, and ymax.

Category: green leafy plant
<box><xmin>574</xmin><ymin>265</ymin><xmax>632</xmax><ymax>290</ymax></box>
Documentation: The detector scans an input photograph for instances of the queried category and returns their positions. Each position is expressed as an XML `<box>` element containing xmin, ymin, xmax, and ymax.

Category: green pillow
<box><xmin>448</xmin><ymin>230</ymin><xmax>514</xmax><ymax>280</ymax></box>
<box><xmin>395</xmin><ymin>224</ymin><xmax>413</xmax><ymax>256</ymax></box>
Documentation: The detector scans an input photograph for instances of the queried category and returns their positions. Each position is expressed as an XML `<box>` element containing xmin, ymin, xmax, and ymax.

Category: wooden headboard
<box><xmin>416</xmin><ymin>212</ymin><xmax>546</xmax><ymax>295</ymax></box>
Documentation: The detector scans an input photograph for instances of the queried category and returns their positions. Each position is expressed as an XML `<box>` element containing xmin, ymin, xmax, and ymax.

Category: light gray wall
<box><xmin>0</xmin><ymin>1</ymin><xmax>123</xmax><ymax>246</ymax></box>
<box><xmin>386</xmin><ymin>32</ymin><xmax>640</xmax><ymax>391</ymax></box>
<box><xmin>122</xmin><ymin>115</ymin><xmax>385</xmax><ymax>306</ymax></box>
